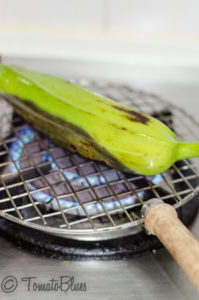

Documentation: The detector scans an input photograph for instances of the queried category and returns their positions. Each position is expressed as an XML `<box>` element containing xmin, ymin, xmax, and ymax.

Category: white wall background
<box><xmin>1</xmin><ymin>0</ymin><xmax>199</xmax><ymax>86</ymax></box>
<box><xmin>0</xmin><ymin>0</ymin><xmax>199</xmax><ymax>37</ymax></box>
<box><xmin>0</xmin><ymin>1</ymin><xmax>199</xmax><ymax>120</ymax></box>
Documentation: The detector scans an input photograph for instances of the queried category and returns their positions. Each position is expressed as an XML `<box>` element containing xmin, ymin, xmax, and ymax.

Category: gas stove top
<box><xmin>0</xmin><ymin>59</ymin><xmax>199</xmax><ymax>298</ymax></box>
<box><xmin>0</xmin><ymin>218</ymin><xmax>199</xmax><ymax>300</ymax></box>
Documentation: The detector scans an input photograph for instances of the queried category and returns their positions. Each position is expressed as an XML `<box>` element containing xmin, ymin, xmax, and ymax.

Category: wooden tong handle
<box><xmin>142</xmin><ymin>199</ymin><xmax>199</xmax><ymax>292</ymax></box>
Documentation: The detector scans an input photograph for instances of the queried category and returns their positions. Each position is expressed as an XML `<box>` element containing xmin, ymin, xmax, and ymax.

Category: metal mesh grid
<box><xmin>0</xmin><ymin>81</ymin><xmax>199</xmax><ymax>240</ymax></box>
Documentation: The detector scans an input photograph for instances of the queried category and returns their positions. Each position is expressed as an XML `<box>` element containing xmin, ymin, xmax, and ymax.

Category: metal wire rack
<box><xmin>0</xmin><ymin>81</ymin><xmax>199</xmax><ymax>241</ymax></box>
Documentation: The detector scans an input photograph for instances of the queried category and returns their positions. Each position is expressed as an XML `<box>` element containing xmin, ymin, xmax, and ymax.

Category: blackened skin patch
<box><xmin>113</xmin><ymin>106</ymin><xmax>149</xmax><ymax>124</ymax></box>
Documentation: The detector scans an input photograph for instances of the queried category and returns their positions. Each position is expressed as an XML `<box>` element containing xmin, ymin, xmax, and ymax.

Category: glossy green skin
<box><xmin>0</xmin><ymin>65</ymin><xmax>199</xmax><ymax>175</ymax></box>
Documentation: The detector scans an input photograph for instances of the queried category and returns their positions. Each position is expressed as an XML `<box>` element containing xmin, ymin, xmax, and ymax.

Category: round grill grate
<box><xmin>0</xmin><ymin>81</ymin><xmax>199</xmax><ymax>241</ymax></box>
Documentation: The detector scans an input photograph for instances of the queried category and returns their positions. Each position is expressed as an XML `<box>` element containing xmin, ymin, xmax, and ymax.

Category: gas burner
<box><xmin>0</xmin><ymin>82</ymin><xmax>199</xmax><ymax>260</ymax></box>
<box><xmin>4</xmin><ymin>122</ymin><xmax>164</xmax><ymax>217</ymax></box>
<box><xmin>0</xmin><ymin>113</ymin><xmax>198</xmax><ymax>259</ymax></box>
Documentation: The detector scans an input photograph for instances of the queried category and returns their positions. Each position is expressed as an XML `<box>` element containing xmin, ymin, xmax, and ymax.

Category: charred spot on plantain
<box><xmin>113</xmin><ymin>105</ymin><xmax>149</xmax><ymax>124</ymax></box>
<box><xmin>69</xmin><ymin>144</ymin><xmax>76</xmax><ymax>151</ymax></box>
<box><xmin>121</xmin><ymin>127</ymin><xmax>127</xmax><ymax>130</ymax></box>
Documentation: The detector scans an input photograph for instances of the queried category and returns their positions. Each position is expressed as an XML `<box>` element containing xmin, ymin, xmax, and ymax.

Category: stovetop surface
<box><xmin>0</xmin><ymin>214</ymin><xmax>199</xmax><ymax>300</ymax></box>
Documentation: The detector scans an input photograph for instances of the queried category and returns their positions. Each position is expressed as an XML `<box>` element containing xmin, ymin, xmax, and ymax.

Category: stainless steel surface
<box><xmin>141</xmin><ymin>198</ymin><xmax>164</xmax><ymax>218</ymax></box>
<box><xmin>0</xmin><ymin>215</ymin><xmax>199</xmax><ymax>300</ymax></box>
<box><xmin>0</xmin><ymin>82</ymin><xmax>199</xmax><ymax>241</ymax></box>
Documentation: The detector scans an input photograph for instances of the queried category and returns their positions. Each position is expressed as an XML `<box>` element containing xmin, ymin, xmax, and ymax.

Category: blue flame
<box><xmin>6</xmin><ymin>124</ymin><xmax>162</xmax><ymax>215</ymax></box>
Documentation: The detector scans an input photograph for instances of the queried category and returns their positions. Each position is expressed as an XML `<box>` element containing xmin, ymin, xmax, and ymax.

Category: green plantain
<box><xmin>0</xmin><ymin>64</ymin><xmax>198</xmax><ymax>175</ymax></box>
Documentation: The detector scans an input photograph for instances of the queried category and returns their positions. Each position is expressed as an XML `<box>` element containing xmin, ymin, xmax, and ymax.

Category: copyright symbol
<box><xmin>1</xmin><ymin>276</ymin><xmax>18</xmax><ymax>293</ymax></box>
